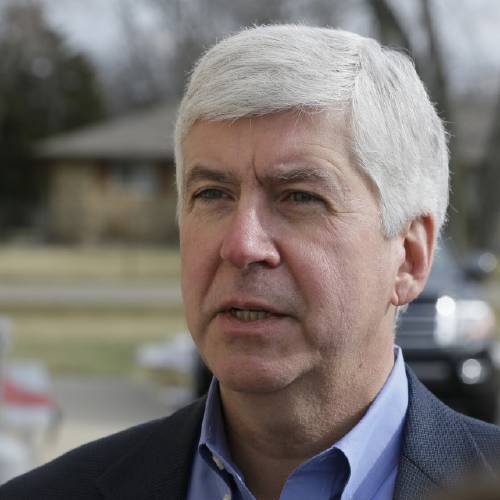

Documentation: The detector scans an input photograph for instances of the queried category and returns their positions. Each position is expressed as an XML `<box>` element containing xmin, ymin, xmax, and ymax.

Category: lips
<box><xmin>216</xmin><ymin>299</ymin><xmax>287</xmax><ymax>322</ymax></box>
<box><xmin>228</xmin><ymin>308</ymin><xmax>272</xmax><ymax>321</ymax></box>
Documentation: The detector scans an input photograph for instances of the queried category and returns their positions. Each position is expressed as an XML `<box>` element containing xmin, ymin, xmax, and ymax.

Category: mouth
<box><xmin>217</xmin><ymin>299</ymin><xmax>287</xmax><ymax>323</ymax></box>
<box><xmin>226</xmin><ymin>307</ymin><xmax>273</xmax><ymax>322</ymax></box>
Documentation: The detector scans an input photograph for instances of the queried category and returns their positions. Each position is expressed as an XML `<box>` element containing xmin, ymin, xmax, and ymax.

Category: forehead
<box><xmin>182</xmin><ymin>110</ymin><xmax>354</xmax><ymax>179</ymax></box>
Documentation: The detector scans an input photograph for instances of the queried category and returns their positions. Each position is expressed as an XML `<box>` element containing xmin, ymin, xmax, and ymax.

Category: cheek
<box><xmin>289</xmin><ymin>228</ymin><xmax>386</xmax><ymax>339</ymax></box>
<box><xmin>289</xmin><ymin>240</ymin><xmax>354</xmax><ymax>326</ymax></box>
<box><xmin>290</xmin><ymin>226</ymin><xmax>364</xmax><ymax>302</ymax></box>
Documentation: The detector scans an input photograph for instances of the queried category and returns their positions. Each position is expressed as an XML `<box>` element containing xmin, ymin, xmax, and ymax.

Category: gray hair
<box><xmin>174</xmin><ymin>24</ymin><xmax>449</xmax><ymax>238</ymax></box>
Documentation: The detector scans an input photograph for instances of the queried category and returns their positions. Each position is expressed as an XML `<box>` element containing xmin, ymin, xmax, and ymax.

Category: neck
<box><xmin>218</xmin><ymin>343</ymin><xmax>395</xmax><ymax>499</ymax></box>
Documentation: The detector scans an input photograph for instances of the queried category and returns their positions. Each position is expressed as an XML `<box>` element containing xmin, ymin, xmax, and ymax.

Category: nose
<box><xmin>220</xmin><ymin>204</ymin><xmax>280</xmax><ymax>269</ymax></box>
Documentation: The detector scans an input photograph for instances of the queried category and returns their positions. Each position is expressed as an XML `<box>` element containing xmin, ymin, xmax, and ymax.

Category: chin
<box><xmin>214</xmin><ymin>359</ymin><xmax>298</xmax><ymax>395</ymax></box>
<box><xmin>219</xmin><ymin>377</ymin><xmax>291</xmax><ymax>395</ymax></box>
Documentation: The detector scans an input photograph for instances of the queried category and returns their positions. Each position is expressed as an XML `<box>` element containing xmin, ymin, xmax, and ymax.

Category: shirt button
<box><xmin>212</xmin><ymin>454</ymin><xmax>225</xmax><ymax>471</ymax></box>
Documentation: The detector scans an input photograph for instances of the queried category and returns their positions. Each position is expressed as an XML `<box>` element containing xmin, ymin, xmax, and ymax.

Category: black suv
<box><xmin>396</xmin><ymin>245</ymin><xmax>499</xmax><ymax>422</ymax></box>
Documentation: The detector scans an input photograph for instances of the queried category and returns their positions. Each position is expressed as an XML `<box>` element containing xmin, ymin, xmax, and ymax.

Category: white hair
<box><xmin>174</xmin><ymin>24</ymin><xmax>449</xmax><ymax>238</ymax></box>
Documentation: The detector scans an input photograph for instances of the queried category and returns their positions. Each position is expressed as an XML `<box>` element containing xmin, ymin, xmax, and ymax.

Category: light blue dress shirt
<box><xmin>187</xmin><ymin>347</ymin><xmax>408</xmax><ymax>500</ymax></box>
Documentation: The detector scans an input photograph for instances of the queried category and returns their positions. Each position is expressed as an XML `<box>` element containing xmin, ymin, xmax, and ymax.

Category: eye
<box><xmin>286</xmin><ymin>191</ymin><xmax>321</xmax><ymax>203</ymax></box>
<box><xmin>193</xmin><ymin>188</ymin><xmax>228</xmax><ymax>200</ymax></box>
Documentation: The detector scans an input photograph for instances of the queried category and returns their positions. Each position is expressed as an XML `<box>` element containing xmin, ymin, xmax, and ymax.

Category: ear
<box><xmin>391</xmin><ymin>215</ymin><xmax>435</xmax><ymax>307</ymax></box>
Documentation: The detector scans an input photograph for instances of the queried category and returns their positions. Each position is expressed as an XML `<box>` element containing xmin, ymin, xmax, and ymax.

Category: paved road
<box><xmin>0</xmin><ymin>282</ymin><xmax>182</xmax><ymax>307</ymax></box>
<box><xmin>39</xmin><ymin>376</ymin><xmax>191</xmax><ymax>466</ymax></box>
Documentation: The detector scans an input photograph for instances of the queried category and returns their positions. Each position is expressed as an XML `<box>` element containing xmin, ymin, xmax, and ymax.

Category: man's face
<box><xmin>180</xmin><ymin>111</ymin><xmax>403</xmax><ymax>394</ymax></box>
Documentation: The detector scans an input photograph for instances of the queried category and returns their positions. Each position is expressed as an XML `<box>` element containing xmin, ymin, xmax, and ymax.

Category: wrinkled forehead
<box><xmin>182</xmin><ymin>107</ymin><xmax>352</xmax><ymax>166</ymax></box>
<box><xmin>183</xmin><ymin>110</ymin><xmax>351</xmax><ymax>170</ymax></box>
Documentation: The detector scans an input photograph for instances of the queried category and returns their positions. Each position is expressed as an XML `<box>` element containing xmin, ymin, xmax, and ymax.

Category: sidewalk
<box><xmin>38</xmin><ymin>376</ymin><xmax>191</xmax><ymax>466</ymax></box>
<box><xmin>0</xmin><ymin>282</ymin><xmax>182</xmax><ymax>307</ymax></box>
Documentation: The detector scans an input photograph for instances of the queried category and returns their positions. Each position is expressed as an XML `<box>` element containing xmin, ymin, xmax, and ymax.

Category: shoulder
<box><xmin>402</xmin><ymin>367</ymin><xmax>500</xmax><ymax>478</ymax></box>
<box><xmin>395</xmin><ymin>367</ymin><xmax>500</xmax><ymax>499</ymax></box>
<box><xmin>0</xmin><ymin>398</ymin><xmax>206</xmax><ymax>500</ymax></box>
<box><xmin>405</xmin><ymin>365</ymin><xmax>500</xmax><ymax>454</ymax></box>
<box><xmin>460</xmin><ymin>412</ymin><xmax>500</xmax><ymax>462</ymax></box>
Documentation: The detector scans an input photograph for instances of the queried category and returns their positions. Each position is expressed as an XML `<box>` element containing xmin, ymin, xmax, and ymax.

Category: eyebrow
<box><xmin>184</xmin><ymin>163</ymin><xmax>346</xmax><ymax>197</ymax></box>
<box><xmin>264</xmin><ymin>165</ymin><xmax>339</xmax><ymax>187</ymax></box>
<box><xmin>184</xmin><ymin>165</ymin><xmax>238</xmax><ymax>194</ymax></box>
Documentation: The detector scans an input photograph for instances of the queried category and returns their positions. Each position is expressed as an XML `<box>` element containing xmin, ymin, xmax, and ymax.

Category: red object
<box><xmin>1</xmin><ymin>379</ymin><xmax>55</xmax><ymax>407</ymax></box>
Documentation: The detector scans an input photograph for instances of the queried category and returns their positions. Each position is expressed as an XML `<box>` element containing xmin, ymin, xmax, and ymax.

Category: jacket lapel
<box><xmin>395</xmin><ymin>367</ymin><xmax>486</xmax><ymax>499</ymax></box>
<box><xmin>95</xmin><ymin>397</ymin><xmax>206</xmax><ymax>500</ymax></box>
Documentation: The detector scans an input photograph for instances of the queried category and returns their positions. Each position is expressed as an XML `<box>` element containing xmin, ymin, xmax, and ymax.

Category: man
<box><xmin>2</xmin><ymin>24</ymin><xmax>500</xmax><ymax>500</ymax></box>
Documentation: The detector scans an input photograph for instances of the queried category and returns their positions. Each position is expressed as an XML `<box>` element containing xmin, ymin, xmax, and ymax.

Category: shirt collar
<box><xmin>197</xmin><ymin>346</ymin><xmax>408</xmax><ymax>497</ymax></box>
<box><xmin>198</xmin><ymin>375</ymin><xmax>246</xmax><ymax>483</ymax></box>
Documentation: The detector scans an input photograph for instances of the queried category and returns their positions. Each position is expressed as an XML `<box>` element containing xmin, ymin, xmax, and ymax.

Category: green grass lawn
<box><xmin>0</xmin><ymin>244</ymin><xmax>185</xmax><ymax>377</ymax></box>
<box><xmin>0</xmin><ymin>245</ymin><xmax>181</xmax><ymax>282</ymax></box>
<box><xmin>5</xmin><ymin>308</ymin><xmax>187</xmax><ymax>376</ymax></box>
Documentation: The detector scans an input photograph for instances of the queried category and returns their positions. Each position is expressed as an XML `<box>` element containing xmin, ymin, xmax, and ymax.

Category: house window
<box><xmin>111</xmin><ymin>163</ymin><xmax>158</xmax><ymax>194</ymax></box>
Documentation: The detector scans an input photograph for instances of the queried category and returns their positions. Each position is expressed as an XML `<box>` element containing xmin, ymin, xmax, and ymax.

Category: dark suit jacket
<box><xmin>2</xmin><ymin>368</ymin><xmax>500</xmax><ymax>500</ymax></box>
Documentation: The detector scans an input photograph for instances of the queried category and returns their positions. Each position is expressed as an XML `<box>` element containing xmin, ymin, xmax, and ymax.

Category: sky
<box><xmin>43</xmin><ymin>0</ymin><xmax>141</xmax><ymax>61</ymax></box>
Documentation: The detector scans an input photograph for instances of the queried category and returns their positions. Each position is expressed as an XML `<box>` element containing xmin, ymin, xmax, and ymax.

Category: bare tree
<box><xmin>0</xmin><ymin>1</ymin><xmax>105</xmax><ymax>229</ymax></box>
<box><xmin>475</xmin><ymin>92</ymin><xmax>500</xmax><ymax>249</ymax></box>
<box><xmin>105</xmin><ymin>0</ymin><xmax>344</xmax><ymax>111</ymax></box>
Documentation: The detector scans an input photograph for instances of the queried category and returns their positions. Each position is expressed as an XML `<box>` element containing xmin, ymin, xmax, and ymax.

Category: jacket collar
<box><xmin>395</xmin><ymin>367</ymin><xmax>488</xmax><ymax>499</ymax></box>
<box><xmin>95</xmin><ymin>397</ymin><xmax>206</xmax><ymax>500</ymax></box>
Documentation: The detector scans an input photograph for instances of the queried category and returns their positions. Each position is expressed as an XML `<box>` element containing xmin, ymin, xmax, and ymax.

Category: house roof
<box><xmin>38</xmin><ymin>102</ymin><xmax>177</xmax><ymax>161</ymax></box>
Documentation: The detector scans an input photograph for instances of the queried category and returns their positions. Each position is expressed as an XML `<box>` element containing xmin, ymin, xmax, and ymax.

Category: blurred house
<box><xmin>38</xmin><ymin>103</ymin><xmax>178</xmax><ymax>244</ymax></box>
